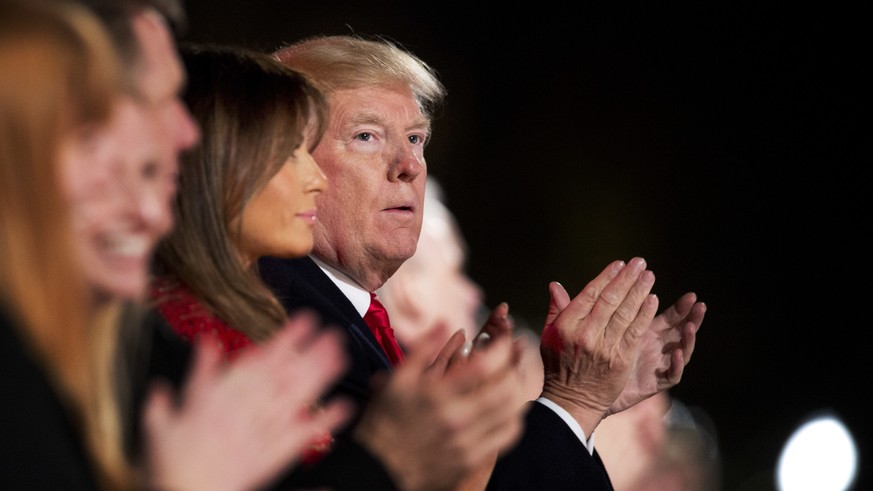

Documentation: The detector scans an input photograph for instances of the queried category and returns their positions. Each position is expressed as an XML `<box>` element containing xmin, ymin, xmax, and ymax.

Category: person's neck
<box><xmin>87</xmin><ymin>288</ymin><xmax>114</xmax><ymax>316</ymax></box>
<box><xmin>310</xmin><ymin>253</ymin><xmax>395</xmax><ymax>292</ymax></box>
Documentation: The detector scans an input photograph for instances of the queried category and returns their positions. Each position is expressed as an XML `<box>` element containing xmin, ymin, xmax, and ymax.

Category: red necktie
<box><xmin>363</xmin><ymin>292</ymin><xmax>405</xmax><ymax>366</ymax></box>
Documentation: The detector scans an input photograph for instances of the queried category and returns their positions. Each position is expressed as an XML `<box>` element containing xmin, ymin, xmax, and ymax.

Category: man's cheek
<box><xmin>71</xmin><ymin>199</ymin><xmax>112</xmax><ymax>232</ymax></box>
<box><xmin>151</xmin><ymin>198</ymin><xmax>173</xmax><ymax>235</ymax></box>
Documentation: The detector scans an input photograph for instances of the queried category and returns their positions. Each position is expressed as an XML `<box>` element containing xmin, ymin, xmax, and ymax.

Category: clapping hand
<box><xmin>539</xmin><ymin>257</ymin><xmax>658</xmax><ymax>435</ymax></box>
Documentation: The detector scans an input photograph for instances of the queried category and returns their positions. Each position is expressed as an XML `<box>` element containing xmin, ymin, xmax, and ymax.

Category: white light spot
<box><xmin>776</xmin><ymin>415</ymin><xmax>858</xmax><ymax>491</ymax></box>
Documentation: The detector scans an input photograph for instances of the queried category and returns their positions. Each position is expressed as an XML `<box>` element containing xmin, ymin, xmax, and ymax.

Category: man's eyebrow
<box><xmin>348</xmin><ymin>113</ymin><xmax>383</xmax><ymax>127</ymax></box>
<box><xmin>412</xmin><ymin>120</ymin><xmax>432</xmax><ymax>135</ymax></box>
<box><xmin>347</xmin><ymin>112</ymin><xmax>430</xmax><ymax>132</ymax></box>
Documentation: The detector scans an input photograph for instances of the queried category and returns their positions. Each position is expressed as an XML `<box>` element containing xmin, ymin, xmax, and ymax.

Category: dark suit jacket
<box><xmin>259</xmin><ymin>256</ymin><xmax>394</xmax><ymax>410</ymax></box>
<box><xmin>259</xmin><ymin>256</ymin><xmax>615</xmax><ymax>491</ymax></box>
<box><xmin>0</xmin><ymin>306</ymin><xmax>100</xmax><ymax>489</ymax></box>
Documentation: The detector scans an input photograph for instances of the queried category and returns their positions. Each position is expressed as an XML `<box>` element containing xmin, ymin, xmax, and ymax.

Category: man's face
<box><xmin>130</xmin><ymin>9</ymin><xmax>199</xmax><ymax>175</ymax></box>
<box><xmin>62</xmin><ymin>97</ymin><xmax>175</xmax><ymax>299</ymax></box>
<box><xmin>63</xmin><ymin>10</ymin><xmax>199</xmax><ymax>301</ymax></box>
<box><xmin>311</xmin><ymin>83</ymin><xmax>429</xmax><ymax>290</ymax></box>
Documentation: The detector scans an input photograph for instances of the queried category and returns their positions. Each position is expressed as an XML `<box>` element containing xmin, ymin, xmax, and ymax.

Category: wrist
<box><xmin>539</xmin><ymin>386</ymin><xmax>607</xmax><ymax>436</ymax></box>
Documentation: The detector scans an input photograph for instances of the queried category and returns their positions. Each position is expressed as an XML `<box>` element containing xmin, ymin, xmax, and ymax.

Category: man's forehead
<box><xmin>330</xmin><ymin>87</ymin><xmax>430</xmax><ymax>132</ymax></box>
<box><xmin>131</xmin><ymin>9</ymin><xmax>183</xmax><ymax>105</ymax></box>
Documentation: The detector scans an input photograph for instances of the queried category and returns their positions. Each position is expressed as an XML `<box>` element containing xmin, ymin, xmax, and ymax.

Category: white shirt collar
<box><xmin>311</xmin><ymin>256</ymin><xmax>372</xmax><ymax>317</ymax></box>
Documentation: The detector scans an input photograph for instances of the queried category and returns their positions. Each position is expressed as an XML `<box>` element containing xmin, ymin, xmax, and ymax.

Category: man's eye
<box><xmin>141</xmin><ymin>161</ymin><xmax>159</xmax><ymax>180</ymax></box>
<box><xmin>355</xmin><ymin>132</ymin><xmax>372</xmax><ymax>142</ymax></box>
<box><xmin>409</xmin><ymin>135</ymin><xmax>424</xmax><ymax>144</ymax></box>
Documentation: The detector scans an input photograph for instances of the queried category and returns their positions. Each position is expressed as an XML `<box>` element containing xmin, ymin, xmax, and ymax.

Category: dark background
<box><xmin>180</xmin><ymin>3</ymin><xmax>869</xmax><ymax>489</ymax></box>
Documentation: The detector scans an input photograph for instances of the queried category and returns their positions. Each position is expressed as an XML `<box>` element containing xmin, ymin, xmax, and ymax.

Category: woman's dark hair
<box><xmin>153</xmin><ymin>44</ymin><xmax>328</xmax><ymax>341</ymax></box>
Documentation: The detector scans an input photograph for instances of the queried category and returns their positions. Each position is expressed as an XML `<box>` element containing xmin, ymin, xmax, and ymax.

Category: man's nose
<box><xmin>171</xmin><ymin>100</ymin><xmax>200</xmax><ymax>151</ymax></box>
<box><xmin>119</xmin><ymin>179</ymin><xmax>172</xmax><ymax>234</ymax></box>
<box><xmin>388</xmin><ymin>145</ymin><xmax>424</xmax><ymax>182</ymax></box>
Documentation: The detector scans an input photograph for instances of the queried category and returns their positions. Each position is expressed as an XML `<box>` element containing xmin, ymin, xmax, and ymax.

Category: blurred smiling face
<box><xmin>59</xmin><ymin>10</ymin><xmax>200</xmax><ymax>301</ymax></box>
<box><xmin>60</xmin><ymin>97</ymin><xmax>176</xmax><ymax>300</ymax></box>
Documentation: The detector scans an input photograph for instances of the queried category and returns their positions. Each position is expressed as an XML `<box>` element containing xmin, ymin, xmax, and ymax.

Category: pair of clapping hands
<box><xmin>470</xmin><ymin>257</ymin><xmax>705</xmax><ymax>437</ymax></box>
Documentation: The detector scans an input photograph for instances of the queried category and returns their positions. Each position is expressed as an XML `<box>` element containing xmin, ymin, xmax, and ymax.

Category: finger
<box><xmin>544</xmin><ymin>282</ymin><xmax>571</xmax><ymax>327</ymax></box>
<box><xmin>286</xmin><ymin>328</ymin><xmax>349</xmax><ymax>400</ymax></box>
<box><xmin>479</xmin><ymin>302</ymin><xmax>512</xmax><ymax>341</ymax></box>
<box><xmin>571</xmin><ymin>258</ymin><xmax>646</xmax><ymax>342</ymax></box>
<box><xmin>664</xmin><ymin>346</ymin><xmax>686</xmax><ymax>387</ymax></box>
<box><xmin>276</xmin><ymin>309</ymin><xmax>322</xmax><ymax>353</ymax></box>
<box><xmin>394</xmin><ymin>327</ymin><xmax>447</xmax><ymax>384</ymax></box>
<box><xmin>620</xmin><ymin>293</ymin><xmax>659</xmax><ymax>353</ymax></box>
<box><xmin>553</xmin><ymin>259</ymin><xmax>636</xmax><ymax>339</ymax></box>
<box><xmin>540</xmin><ymin>282</ymin><xmax>571</xmax><ymax>351</ymax></box>
<box><xmin>659</xmin><ymin>292</ymin><xmax>698</xmax><ymax>328</ymax></box>
<box><xmin>307</xmin><ymin>397</ymin><xmax>355</xmax><ymax>441</ymax></box>
<box><xmin>679</xmin><ymin>318</ymin><xmax>700</xmax><ymax>365</ymax></box>
<box><xmin>247</xmin><ymin>311</ymin><xmax>319</xmax><ymax>374</ymax></box>
<box><xmin>247</xmin><ymin>315</ymin><xmax>326</xmax><ymax>397</ymax></box>
<box><xmin>603</xmin><ymin>269</ymin><xmax>656</xmax><ymax>348</ymax></box>
<box><xmin>686</xmin><ymin>301</ymin><xmax>707</xmax><ymax>331</ymax></box>
<box><xmin>185</xmin><ymin>333</ymin><xmax>224</xmax><ymax>398</ymax></box>
<box><xmin>430</xmin><ymin>329</ymin><xmax>467</xmax><ymax>373</ymax></box>
<box><xmin>448</xmin><ymin>336</ymin><xmax>514</xmax><ymax>394</ymax></box>
<box><xmin>566</xmin><ymin>259</ymin><xmax>629</xmax><ymax>319</ymax></box>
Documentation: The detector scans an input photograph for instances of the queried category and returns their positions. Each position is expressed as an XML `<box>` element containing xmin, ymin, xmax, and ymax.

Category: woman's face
<box><xmin>236</xmin><ymin>135</ymin><xmax>327</xmax><ymax>266</ymax></box>
<box><xmin>59</xmin><ymin>97</ymin><xmax>177</xmax><ymax>301</ymax></box>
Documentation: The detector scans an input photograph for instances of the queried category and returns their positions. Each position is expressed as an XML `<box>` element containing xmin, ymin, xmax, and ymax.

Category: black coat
<box><xmin>0</xmin><ymin>306</ymin><xmax>101</xmax><ymax>490</ymax></box>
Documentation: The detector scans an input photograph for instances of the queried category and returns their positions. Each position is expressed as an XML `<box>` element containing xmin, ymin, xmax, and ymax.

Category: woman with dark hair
<box><xmin>151</xmin><ymin>44</ymin><xmax>330</xmax><ymax>354</ymax></box>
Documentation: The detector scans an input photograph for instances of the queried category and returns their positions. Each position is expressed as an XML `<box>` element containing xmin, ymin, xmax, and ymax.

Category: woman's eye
<box><xmin>409</xmin><ymin>135</ymin><xmax>422</xmax><ymax>144</ymax></box>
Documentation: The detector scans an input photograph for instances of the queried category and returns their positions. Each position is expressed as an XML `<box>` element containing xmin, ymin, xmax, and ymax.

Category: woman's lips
<box><xmin>297</xmin><ymin>209</ymin><xmax>318</xmax><ymax>225</ymax></box>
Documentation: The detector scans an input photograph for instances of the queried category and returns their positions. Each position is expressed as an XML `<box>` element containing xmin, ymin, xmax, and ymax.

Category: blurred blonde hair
<box><xmin>0</xmin><ymin>1</ymin><xmax>134</xmax><ymax>488</ymax></box>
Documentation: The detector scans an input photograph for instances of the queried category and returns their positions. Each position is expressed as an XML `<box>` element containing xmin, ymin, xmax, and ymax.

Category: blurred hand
<box><xmin>475</xmin><ymin>302</ymin><xmax>514</xmax><ymax>345</ymax></box>
<box><xmin>608</xmin><ymin>291</ymin><xmax>705</xmax><ymax>415</ymax></box>
<box><xmin>355</xmin><ymin>327</ymin><xmax>525</xmax><ymax>491</ymax></box>
<box><xmin>143</xmin><ymin>311</ymin><xmax>353</xmax><ymax>491</ymax></box>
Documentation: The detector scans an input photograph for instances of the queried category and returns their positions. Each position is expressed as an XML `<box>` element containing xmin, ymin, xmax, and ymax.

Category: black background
<box><xmin>180</xmin><ymin>3</ymin><xmax>869</xmax><ymax>489</ymax></box>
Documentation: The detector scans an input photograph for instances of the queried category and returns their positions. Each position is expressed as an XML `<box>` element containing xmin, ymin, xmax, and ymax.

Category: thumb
<box><xmin>541</xmin><ymin>282</ymin><xmax>571</xmax><ymax>352</ymax></box>
<box><xmin>479</xmin><ymin>302</ymin><xmax>512</xmax><ymax>342</ymax></box>
<box><xmin>545</xmin><ymin>281</ymin><xmax>570</xmax><ymax>326</ymax></box>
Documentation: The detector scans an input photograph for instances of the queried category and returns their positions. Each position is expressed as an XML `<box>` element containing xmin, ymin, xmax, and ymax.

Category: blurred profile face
<box><xmin>60</xmin><ymin>10</ymin><xmax>199</xmax><ymax>302</ymax></box>
<box><xmin>393</xmin><ymin>225</ymin><xmax>484</xmax><ymax>345</ymax></box>
<box><xmin>131</xmin><ymin>10</ymin><xmax>199</xmax><ymax>167</ymax></box>
<box><xmin>61</xmin><ymin>97</ymin><xmax>175</xmax><ymax>300</ymax></box>
<box><xmin>310</xmin><ymin>84</ymin><xmax>428</xmax><ymax>290</ymax></box>
<box><xmin>237</xmin><ymin>136</ymin><xmax>327</xmax><ymax>266</ymax></box>
<box><xmin>595</xmin><ymin>391</ymin><xmax>670</xmax><ymax>491</ymax></box>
